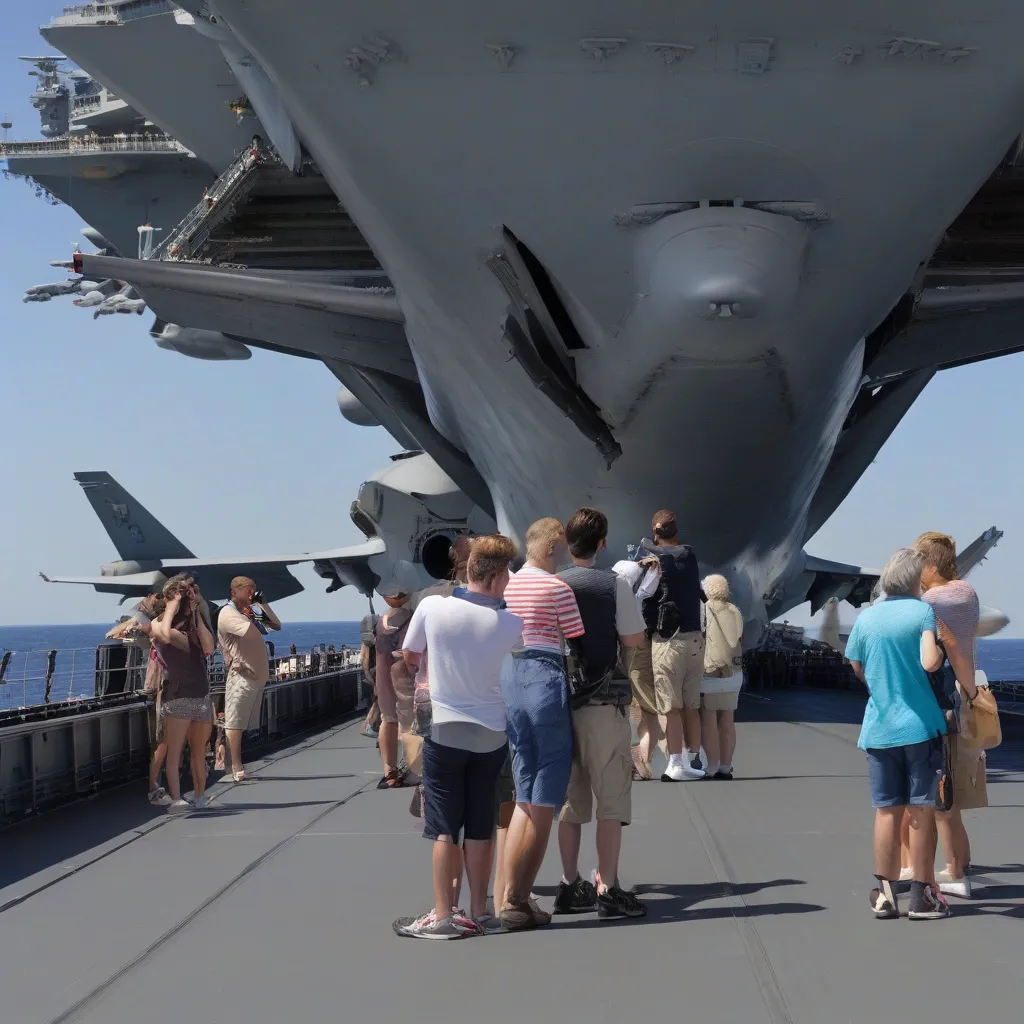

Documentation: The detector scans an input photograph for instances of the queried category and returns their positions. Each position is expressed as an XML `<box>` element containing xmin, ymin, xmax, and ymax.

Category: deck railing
<box><xmin>0</xmin><ymin>641</ymin><xmax>361</xmax><ymax>716</ymax></box>
<box><xmin>0</xmin><ymin>132</ymin><xmax>192</xmax><ymax>159</ymax></box>
<box><xmin>50</xmin><ymin>0</ymin><xmax>174</xmax><ymax>27</ymax></box>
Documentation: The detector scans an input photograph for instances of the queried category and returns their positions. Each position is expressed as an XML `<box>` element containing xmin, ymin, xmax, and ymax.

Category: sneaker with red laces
<box><xmin>908</xmin><ymin>884</ymin><xmax>951</xmax><ymax>920</ymax></box>
<box><xmin>450</xmin><ymin>908</ymin><xmax>482</xmax><ymax>935</ymax></box>
<box><xmin>393</xmin><ymin>909</ymin><xmax>467</xmax><ymax>939</ymax></box>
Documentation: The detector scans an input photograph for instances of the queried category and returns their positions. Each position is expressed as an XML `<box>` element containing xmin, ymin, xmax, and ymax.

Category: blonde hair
<box><xmin>703</xmin><ymin>574</ymin><xmax>731</xmax><ymax>602</ymax></box>
<box><xmin>913</xmin><ymin>531</ymin><xmax>958</xmax><ymax>581</ymax></box>
<box><xmin>467</xmin><ymin>534</ymin><xmax>517</xmax><ymax>584</ymax></box>
<box><xmin>525</xmin><ymin>517</ymin><xmax>565</xmax><ymax>562</ymax></box>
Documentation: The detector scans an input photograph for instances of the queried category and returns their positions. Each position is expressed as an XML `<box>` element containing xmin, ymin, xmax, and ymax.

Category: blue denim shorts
<box><xmin>865</xmin><ymin>737</ymin><xmax>943</xmax><ymax>809</ymax></box>
<box><xmin>501</xmin><ymin>650</ymin><xmax>573</xmax><ymax>808</ymax></box>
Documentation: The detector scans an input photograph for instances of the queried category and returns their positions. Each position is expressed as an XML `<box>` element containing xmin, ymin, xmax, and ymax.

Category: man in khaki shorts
<box><xmin>643</xmin><ymin>510</ymin><xmax>706</xmax><ymax>781</ymax></box>
<box><xmin>554</xmin><ymin>508</ymin><xmax>647</xmax><ymax>920</ymax></box>
<box><xmin>217</xmin><ymin>576</ymin><xmax>281</xmax><ymax>782</ymax></box>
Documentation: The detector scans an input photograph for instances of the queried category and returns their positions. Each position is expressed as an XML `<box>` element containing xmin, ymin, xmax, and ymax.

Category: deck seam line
<box><xmin>45</xmin><ymin>777</ymin><xmax>376</xmax><ymax>1024</ymax></box>
<box><xmin>679</xmin><ymin>783</ymin><xmax>797</xmax><ymax>1024</ymax></box>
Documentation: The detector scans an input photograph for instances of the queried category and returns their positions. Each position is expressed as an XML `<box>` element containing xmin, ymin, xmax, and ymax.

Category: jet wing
<box><xmin>307</xmin><ymin>538</ymin><xmax>386</xmax><ymax>596</ymax></box>
<box><xmin>41</xmin><ymin>562</ymin><xmax>306</xmax><ymax>602</ymax></box>
<box><xmin>165</xmin><ymin>555</ymin><xmax>312</xmax><ymax>568</ymax></box>
<box><xmin>73</xmin><ymin>254</ymin><xmax>415</xmax><ymax>379</ymax></box>
<box><xmin>151</xmin><ymin>558</ymin><xmax>307</xmax><ymax>602</ymax></box>
<box><xmin>800</xmin><ymin>555</ymin><xmax>879</xmax><ymax>615</ymax></box>
<box><xmin>39</xmin><ymin>571</ymin><xmax>167</xmax><ymax>596</ymax></box>
<box><xmin>865</xmin><ymin>281</ymin><xmax>1024</xmax><ymax>384</ymax></box>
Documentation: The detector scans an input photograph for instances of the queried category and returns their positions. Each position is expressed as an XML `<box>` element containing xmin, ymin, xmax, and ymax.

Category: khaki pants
<box><xmin>624</xmin><ymin>640</ymin><xmax>658</xmax><ymax>714</ymax></box>
<box><xmin>559</xmin><ymin>704</ymin><xmax>633</xmax><ymax>825</ymax></box>
<box><xmin>224</xmin><ymin>670</ymin><xmax>265</xmax><ymax>732</ymax></box>
<box><xmin>651</xmin><ymin>630</ymin><xmax>705</xmax><ymax>712</ymax></box>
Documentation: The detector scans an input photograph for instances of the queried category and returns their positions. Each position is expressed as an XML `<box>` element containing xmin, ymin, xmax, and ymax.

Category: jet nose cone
<box><xmin>638</xmin><ymin>206</ymin><xmax>808</xmax><ymax>324</ymax></box>
<box><xmin>978</xmin><ymin>605</ymin><xmax>1010</xmax><ymax>637</ymax></box>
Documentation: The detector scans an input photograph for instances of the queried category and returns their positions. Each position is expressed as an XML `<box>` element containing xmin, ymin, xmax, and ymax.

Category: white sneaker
<box><xmin>167</xmin><ymin>799</ymin><xmax>191</xmax><ymax>814</ymax></box>
<box><xmin>193</xmin><ymin>794</ymin><xmax>211</xmax><ymax>810</ymax></box>
<box><xmin>148</xmin><ymin>787</ymin><xmax>172</xmax><ymax>807</ymax></box>
<box><xmin>938</xmin><ymin>876</ymin><xmax>972</xmax><ymax>899</ymax></box>
<box><xmin>661</xmin><ymin>761</ymin><xmax>705</xmax><ymax>781</ymax></box>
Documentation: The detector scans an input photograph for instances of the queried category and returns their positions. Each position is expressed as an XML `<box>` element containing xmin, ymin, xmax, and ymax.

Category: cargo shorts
<box><xmin>559</xmin><ymin>703</ymin><xmax>633</xmax><ymax>826</ymax></box>
<box><xmin>651</xmin><ymin>630</ymin><xmax>705</xmax><ymax>712</ymax></box>
<box><xmin>624</xmin><ymin>640</ymin><xmax>658</xmax><ymax>714</ymax></box>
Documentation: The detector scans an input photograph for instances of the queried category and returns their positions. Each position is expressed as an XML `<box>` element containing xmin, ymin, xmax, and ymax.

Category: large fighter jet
<box><xmin>39</xmin><ymin>458</ymin><xmax>494</xmax><ymax>604</ymax></box>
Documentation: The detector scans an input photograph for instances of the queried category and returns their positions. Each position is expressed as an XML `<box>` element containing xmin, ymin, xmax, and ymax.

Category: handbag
<box><xmin>959</xmin><ymin>671</ymin><xmax>1002</xmax><ymax>750</ymax></box>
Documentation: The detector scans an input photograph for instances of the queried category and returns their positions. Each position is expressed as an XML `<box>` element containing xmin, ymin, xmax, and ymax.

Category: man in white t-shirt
<box><xmin>393</xmin><ymin>535</ymin><xmax>523</xmax><ymax>940</ymax></box>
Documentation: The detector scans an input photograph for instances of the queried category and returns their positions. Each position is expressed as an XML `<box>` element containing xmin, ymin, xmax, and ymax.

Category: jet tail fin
<box><xmin>956</xmin><ymin>527</ymin><xmax>1003</xmax><ymax>579</ymax></box>
<box><xmin>73</xmin><ymin>471</ymin><xmax>195</xmax><ymax>561</ymax></box>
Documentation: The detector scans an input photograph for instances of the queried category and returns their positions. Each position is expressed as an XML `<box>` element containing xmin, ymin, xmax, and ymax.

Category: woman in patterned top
<box><xmin>498</xmin><ymin>517</ymin><xmax>583</xmax><ymax>931</ymax></box>
<box><xmin>912</xmin><ymin>532</ymin><xmax>984</xmax><ymax>900</ymax></box>
<box><xmin>151</xmin><ymin>574</ymin><xmax>217</xmax><ymax>813</ymax></box>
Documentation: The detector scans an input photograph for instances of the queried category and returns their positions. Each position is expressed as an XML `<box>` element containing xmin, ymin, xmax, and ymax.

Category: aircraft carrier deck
<box><xmin>3</xmin><ymin>688</ymin><xmax>1023</xmax><ymax>1024</ymax></box>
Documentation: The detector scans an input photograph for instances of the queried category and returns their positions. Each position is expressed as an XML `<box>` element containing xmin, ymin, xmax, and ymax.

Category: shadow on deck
<box><xmin>2</xmin><ymin>690</ymin><xmax>1023</xmax><ymax>1024</ymax></box>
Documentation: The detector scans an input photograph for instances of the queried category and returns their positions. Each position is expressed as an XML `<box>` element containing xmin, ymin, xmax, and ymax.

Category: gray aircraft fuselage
<box><xmin>191</xmin><ymin>1</ymin><xmax>1024</xmax><ymax>627</ymax></box>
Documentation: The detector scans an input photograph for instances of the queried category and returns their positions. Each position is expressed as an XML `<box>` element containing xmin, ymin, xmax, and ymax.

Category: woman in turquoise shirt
<box><xmin>845</xmin><ymin>548</ymin><xmax>946</xmax><ymax>922</ymax></box>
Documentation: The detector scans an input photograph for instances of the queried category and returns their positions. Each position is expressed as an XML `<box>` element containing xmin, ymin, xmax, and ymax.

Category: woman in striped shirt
<box><xmin>498</xmin><ymin>517</ymin><xmax>583</xmax><ymax>931</ymax></box>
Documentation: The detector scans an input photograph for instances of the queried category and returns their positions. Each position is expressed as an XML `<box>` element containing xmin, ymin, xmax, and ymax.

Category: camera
<box><xmin>253</xmin><ymin>590</ymin><xmax>264</xmax><ymax>604</ymax></box>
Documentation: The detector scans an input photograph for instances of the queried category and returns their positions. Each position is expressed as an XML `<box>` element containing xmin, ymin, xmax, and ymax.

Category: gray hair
<box><xmin>879</xmin><ymin>548</ymin><xmax>923</xmax><ymax>598</ymax></box>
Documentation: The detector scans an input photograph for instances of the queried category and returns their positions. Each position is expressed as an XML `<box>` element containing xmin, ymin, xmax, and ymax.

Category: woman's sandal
<box><xmin>631</xmin><ymin>747</ymin><xmax>652</xmax><ymax>781</ymax></box>
<box><xmin>378</xmin><ymin>767</ymin><xmax>411</xmax><ymax>790</ymax></box>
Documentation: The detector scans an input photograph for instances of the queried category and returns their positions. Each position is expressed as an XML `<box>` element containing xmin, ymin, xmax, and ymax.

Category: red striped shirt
<box><xmin>504</xmin><ymin>565</ymin><xmax>584</xmax><ymax>651</ymax></box>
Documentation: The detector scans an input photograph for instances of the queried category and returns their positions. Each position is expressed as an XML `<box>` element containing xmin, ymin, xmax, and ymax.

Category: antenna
<box><xmin>0</xmin><ymin>114</ymin><xmax>11</xmax><ymax>141</ymax></box>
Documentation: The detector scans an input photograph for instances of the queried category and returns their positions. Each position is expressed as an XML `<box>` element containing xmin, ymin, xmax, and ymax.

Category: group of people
<box><xmin>116</xmin><ymin>514</ymin><xmax>988</xmax><ymax>931</ymax></box>
<box><xmin>846</xmin><ymin>532</ymin><xmax>991</xmax><ymax>921</ymax></box>
<box><xmin>358</xmin><ymin>507</ymin><xmax>747</xmax><ymax>939</ymax></box>
<box><xmin>114</xmin><ymin>573</ymin><xmax>281</xmax><ymax>812</ymax></box>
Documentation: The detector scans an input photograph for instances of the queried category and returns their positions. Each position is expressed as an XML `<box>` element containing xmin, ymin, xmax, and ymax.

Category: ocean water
<box><xmin>2</xmin><ymin>622</ymin><xmax>1023</xmax><ymax>712</ymax></box>
<box><xmin>0</xmin><ymin>621</ymin><xmax>362</xmax><ymax>711</ymax></box>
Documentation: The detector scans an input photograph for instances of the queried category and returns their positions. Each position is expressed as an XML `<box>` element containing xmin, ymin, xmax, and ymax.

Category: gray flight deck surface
<box><xmin>3</xmin><ymin>691</ymin><xmax>1023</xmax><ymax>1024</ymax></box>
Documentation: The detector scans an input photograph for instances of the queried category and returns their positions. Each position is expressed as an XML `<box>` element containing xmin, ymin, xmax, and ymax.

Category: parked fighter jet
<box><xmin>90</xmin><ymin>289</ymin><xmax>146</xmax><ymax>318</ymax></box>
<box><xmin>40</xmin><ymin>456</ymin><xmax>494</xmax><ymax>605</ymax></box>
<box><xmin>22</xmin><ymin>278</ymin><xmax>88</xmax><ymax>302</ymax></box>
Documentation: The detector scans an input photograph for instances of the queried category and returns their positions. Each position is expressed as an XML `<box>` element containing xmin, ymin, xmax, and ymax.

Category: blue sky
<box><xmin>1</xmin><ymin>3</ymin><xmax>1022</xmax><ymax>632</ymax></box>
